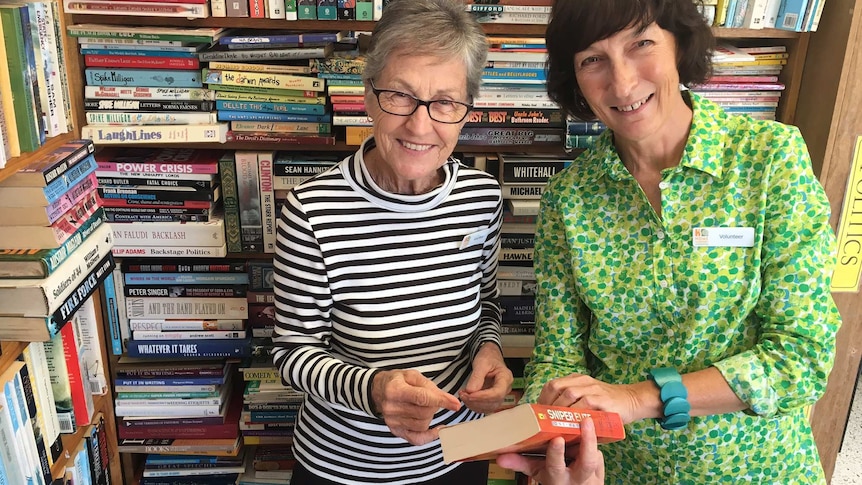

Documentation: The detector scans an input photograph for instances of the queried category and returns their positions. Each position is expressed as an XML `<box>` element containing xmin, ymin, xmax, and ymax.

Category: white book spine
<box><xmin>112</xmin><ymin>244</ymin><xmax>228</xmax><ymax>258</ymax></box>
<box><xmin>113</xmin><ymin>403</ymin><xmax>222</xmax><ymax>417</ymax></box>
<box><xmin>273</xmin><ymin>175</ymin><xmax>310</xmax><ymax>190</ymax></box>
<box><xmin>266</xmin><ymin>0</ymin><xmax>284</xmax><ymax>18</ymax></box>
<box><xmin>0</xmin><ymin>91</ymin><xmax>7</xmax><ymax>168</ymax></box>
<box><xmin>258</xmin><ymin>151</ymin><xmax>276</xmax><ymax>253</ymax></box>
<box><xmin>372</xmin><ymin>0</ymin><xmax>382</xmax><ymax>20</ymax></box>
<box><xmin>84</xmin><ymin>86</ymin><xmax>215</xmax><ymax>101</ymax></box>
<box><xmin>114</xmin><ymin>384</ymin><xmax>216</xmax><ymax>393</ymax></box>
<box><xmin>25</xmin><ymin>6</ymin><xmax>59</xmax><ymax>139</ymax></box>
<box><xmin>28</xmin><ymin>343</ymin><xmax>61</xmax><ymax>449</ymax></box>
<box><xmin>211</xmin><ymin>0</ymin><xmax>227</xmax><ymax>16</ymax></box>
<box><xmin>111</xmin><ymin>217</ymin><xmax>225</xmax><ymax>247</ymax></box>
<box><xmin>742</xmin><ymin>0</ymin><xmax>769</xmax><ymax>28</ymax></box>
<box><xmin>472</xmin><ymin>100</ymin><xmax>559</xmax><ymax>109</ymax></box>
<box><xmin>73</xmin><ymin>297</ymin><xmax>108</xmax><ymax>396</ymax></box>
<box><xmin>85</xmin><ymin>111</ymin><xmax>218</xmax><ymax>125</ymax></box>
<box><xmin>115</xmin><ymin>395</ymin><xmax>223</xmax><ymax>406</ymax></box>
<box><xmin>762</xmin><ymin>0</ymin><xmax>782</xmax><ymax>27</ymax></box>
<box><xmin>501</xmin><ymin>184</ymin><xmax>545</xmax><ymax>200</ymax></box>
<box><xmin>0</xmin><ymin>401</ymin><xmax>29</xmax><ymax>484</ymax></box>
<box><xmin>129</xmin><ymin>319</ymin><xmax>245</xmax><ymax>331</ymax></box>
<box><xmin>125</xmin><ymin>297</ymin><xmax>249</xmax><ymax>319</ymax></box>
<box><xmin>0</xmin><ymin>223</ymin><xmax>114</xmax><ymax>316</ymax></box>
<box><xmin>35</xmin><ymin>3</ymin><xmax>68</xmax><ymax>135</ymax></box>
<box><xmin>132</xmin><ymin>329</ymin><xmax>247</xmax><ymax>340</ymax></box>
<box><xmin>81</xmin><ymin>123</ymin><xmax>228</xmax><ymax>144</ymax></box>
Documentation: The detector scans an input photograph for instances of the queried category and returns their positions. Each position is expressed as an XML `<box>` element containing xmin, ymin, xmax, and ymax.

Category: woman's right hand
<box><xmin>495</xmin><ymin>417</ymin><xmax>605</xmax><ymax>485</ymax></box>
<box><xmin>371</xmin><ymin>369</ymin><xmax>462</xmax><ymax>445</ymax></box>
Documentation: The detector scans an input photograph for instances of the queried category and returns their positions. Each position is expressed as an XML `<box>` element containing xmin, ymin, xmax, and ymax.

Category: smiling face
<box><xmin>363</xmin><ymin>52</ymin><xmax>470</xmax><ymax>194</ymax></box>
<box><xmin>573</xmin><ymin>22</ymin><xmax>691</xmax><ymax>146</ymax></box>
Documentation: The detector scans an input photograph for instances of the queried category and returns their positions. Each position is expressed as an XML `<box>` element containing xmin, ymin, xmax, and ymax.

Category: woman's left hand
<box><xmin>538</xmin><ymin>373</ymin><xmax>645</xmax><ymax>424</ymax></box>
<box><xmin>459</xmin><ymin>343</ymin><xmax>514</xmax><ymax>414</ymax></box>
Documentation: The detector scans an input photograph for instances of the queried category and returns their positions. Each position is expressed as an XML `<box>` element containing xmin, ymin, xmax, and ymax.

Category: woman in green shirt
<box><xmin>521</xmin><ymin>0</ymin><xmax>843</xmax><ymax>483</ymax></box>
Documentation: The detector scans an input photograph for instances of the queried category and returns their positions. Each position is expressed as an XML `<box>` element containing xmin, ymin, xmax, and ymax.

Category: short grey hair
<box><xmin>361</xmin><ymin>0</ymin><xmax>488</xmax><ymax>99</ymax></box>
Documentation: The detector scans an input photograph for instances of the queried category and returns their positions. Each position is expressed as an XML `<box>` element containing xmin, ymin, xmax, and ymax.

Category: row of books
<box><xmin>0</xmin><ymin>0</ymin><xmax>74</xmax><ymax>167</ymax></box>
<box><xmin>61</xmin><ymin>0</ymin><xmax>552</xmax><ymax>23</ymax></box>
<box><xmin>705</xmin><ymin>0</ymin><xmax>826</xmax><ymax>32</ymax></box>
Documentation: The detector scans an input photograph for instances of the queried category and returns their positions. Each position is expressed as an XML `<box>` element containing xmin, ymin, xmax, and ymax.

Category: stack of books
<box><xmin>312</xmin><ymin>52</ymin><xmax>369</xmax><ymax>145</ymax></box>
<box><xmin>95</xmin><ymin>147</ymin><xmax>228</xmax><ymax>258</ymax></box>
<box><xmin>0</xmin><ymin>139</ymin><xmax>116</xmax><ymax>342</ymax></box>
<box><xmin>67</xmin><ymin>24</ymin><xmax>230</xmax><ymax>144</ymax></box>
<box><xmin>694</xmin><ymin>43</ymin><xmax>788</xmax><ymax>120</ymax></box>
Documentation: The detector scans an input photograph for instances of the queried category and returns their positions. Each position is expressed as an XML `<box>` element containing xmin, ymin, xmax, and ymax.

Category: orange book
<box><xmin>439</xmin><ymin>403</ymin><xmax>625</xmax><ymax>463</ymax></box>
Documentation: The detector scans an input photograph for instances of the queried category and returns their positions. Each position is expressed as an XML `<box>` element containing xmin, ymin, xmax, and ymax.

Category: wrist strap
<box><xmin>649</xmin><ymin>367</ymin><xmax>690</xmax><ymax>430</ymax></box>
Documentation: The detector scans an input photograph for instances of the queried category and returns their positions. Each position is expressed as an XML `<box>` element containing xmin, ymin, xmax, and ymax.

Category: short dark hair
<box><xmin>546</xmin><ymin>0</ymin><xmax>715</xmax><ymax>120</ymax></box>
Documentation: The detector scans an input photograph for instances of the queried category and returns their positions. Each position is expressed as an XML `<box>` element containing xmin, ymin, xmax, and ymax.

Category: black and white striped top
<box><xmin>271</xmin><ymin>138</ymin><xmax>503</xmax><ymax>484</ymax></box>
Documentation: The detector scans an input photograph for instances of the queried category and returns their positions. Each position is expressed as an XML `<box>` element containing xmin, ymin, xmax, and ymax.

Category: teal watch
<box><xmin>649</xmin><ymin>367</ymin><xmax>691</xmax><ymax>430</ymax></box>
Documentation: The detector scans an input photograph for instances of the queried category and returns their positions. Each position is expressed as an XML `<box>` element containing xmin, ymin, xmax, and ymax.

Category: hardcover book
<box><xmin>439</xmin><ymin>403</ymin><xmax>625</xmax><ymax>463</ymax></box>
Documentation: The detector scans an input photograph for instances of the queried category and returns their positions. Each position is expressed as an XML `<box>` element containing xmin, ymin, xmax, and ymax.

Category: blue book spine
<box><xmin>215</xmin><ymin>100</ymin><xmax>326</xmax><ymax>115</ymax></box>
<box><xmin>115</xmin><ymin>376</ymin><xmax>226</xmax><ymax>386</ymax></box>
<box><xmin>317</xmin><ymin>72</ymin><xmax>362</xmax><ymax>80</ymax></box>
<box><xmin>85</xmin><ymin>68</ymin><xmax>202</xmax><ymax>87</ymax></box>
<box><xmin>41</xmin><ymin>155</ymin><xmax>97</xmax><ymax>204</ymax></box>
<box><xmin>124</xmin><ymin>272</ymin><xmax>250</xmax><ymax>285</ymax></box>
<box><xmin>776</xmin><ymin>0</ymin><xmax>808</xmax><ymax>30</ymax></box>
<box><xmin>499</xmin><ymin>43</ymin><xmax>545</xmax><ymax>49</ymax></box>
<box><xmin>3</xmin><ymin>381</ymin><xmax>35</xmax><ymax>485</ymax></box>
<box><xmin>80</xmin><ymin>48</ymin><xmax>198</xmax><ymax>58</ymax></box>
<box><xmin>0</xmin><ymin>441</ymin><xmax>8</xmax><ymax>485</ymax></box>
<box><xmin>217</xmin><ymin>110</ymin><xmax>330</xmax><ymax>122</ymax></box>
<box><xmin>101</xmin><ymin>270</ymin><xmax>123</xmax><ymax>355</ymax></box>
<box><xmin>125</xmin><ymin>338</ymin><xmax>252</xmax><ymax>358</ymax></box>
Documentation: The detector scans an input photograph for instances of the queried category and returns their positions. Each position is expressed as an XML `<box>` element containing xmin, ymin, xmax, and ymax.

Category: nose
<box><xmin>609</xmin><ymin>59</ymin><xmax>637</xmax><ymax>98</ymax></box>
<box><xmin>406</xmin><ymin>102</ymin><xmax>435</xmax><ymax>132</ymax></box>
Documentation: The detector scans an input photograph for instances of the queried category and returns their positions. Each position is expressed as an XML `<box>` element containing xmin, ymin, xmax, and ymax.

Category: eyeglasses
<box><xmin>369</xmin><ymin>80</ymin><xmax>473</xmax><ymax>124</ymax></box>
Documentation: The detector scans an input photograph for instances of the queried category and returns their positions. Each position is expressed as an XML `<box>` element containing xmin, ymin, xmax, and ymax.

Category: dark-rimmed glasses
<box><xmin>369</xmin><ymin>80</ymin><xmax>473</xmax><ymax>124</ymax></box>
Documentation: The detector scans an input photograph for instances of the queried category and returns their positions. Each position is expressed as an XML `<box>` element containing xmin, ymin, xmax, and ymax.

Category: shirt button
<box><xmin>659</xmin><ymin>181</ymin><xmax>669</xmax><ymax>190</ymax></box>
<box><xmin>658</xmin><ymin>279</ymin><xmax>668</xmax><ymax>288</ymax></box>
<box><xmin>667</xmin><ymin>329</ymin><xmax>675</xmax><ymax>338</ymax></box>
<box><xmin>656</xmin><ymin>231</ymin><xmax>665</xmax><ymax>239</ymax></box>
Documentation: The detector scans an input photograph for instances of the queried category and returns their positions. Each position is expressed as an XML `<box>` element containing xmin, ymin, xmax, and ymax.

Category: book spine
<box><xmin>124</xmin><ymin>272</ymin><xmax>248</xmax><ymax>285</ymax></box>
<box><xmin>125</xmin><ymin>339</ymin><xmax>252</xmax><ymax>358</ymax></box>
<box><xmin>126</xmin><ymin>285</ymin><xmax>245</xmax><ymax>298</ymax></box>
<box><xmin>132</xmin><ymin>330</ymin><xmax>246</xmax><ymax>340</ymax></box>
<box><xmin>249</xmin><ymin>0</ymin><xmax>265</xmax><ymax>18</ymax></box>
<box><xmin>466</xmin><ymin>108</ymin><xmax>564</xmax><ymax>127</ymax></box>
<box><xmin>84</xmin><ymin>85</ymin><xmax>215</xmax><ymax>101</ymax></box>
<box><xmin>81</xmin><ymin>124</ymin><xmax>228</xmax><ymax>144</ymax></box>
<box><xmin>502</xmin><ymin>160</ymin><xmax>570</xmax><ymax>184</ymax></box>
<box><xmin>217</xmin><ymin>110</ymin><xmax>329</xmax><ymax>122</ymax></box>
<box><xmin>216</xmin><ymin>99</ymin><xmax>326</xmax><ymax>114</ymax></box>
<box><xmin>230</xmin><ymin>120</ymin><xmax>330</xmax><ymax>134</ymax></box>
<box><xmin>219</xmin><ymin>151</ymin><xmax>241</xmax><ymax>255</ymax></box>
<box><xmin>63</xmin><ymin>0</ymin><xmax>209</xmax><ymax>17</ymax></box>
<box><xmin>31</xmin><ymin>3</ymin><xmax>66</xmax><ymax>138</ymax></box>
<box><xmin>0</xmin><ymin>15</ymin><xmax>21</xmax><ymax>159</ymax></box>
<box><xmin>40</xmin><ymin>155</ymin><xmax>97</xmax><ymax>204</ymax></box>
<box><xmin>62</xmin><ymin>315</ymin><xmax>96</xmax><ymax>427</ymax></box>
<box><xmin>100</xmin><ymin>186</ymin><xmax>215</xmax><ymax>203</ymax></box>
<box><xmin>226</xmin><ymin>132</ymin><xmax>336</xmax><ymax>145</ymax></box>
<box><xmin>204</xmin><ymin>69</ymin><xmax>325</xmax><ymax>92</ymax></box>
<box><xmin>118</xmin><ymin>423</ymin><xmax>237</xmax><ymax>440</ymax></box>
<box><xmin>84</xmin><ymin>54</ymin><xmax>199</xmax><ymax>70</ymax></box>
<box><xmin>101</xmin><ymin>270</ymin><xmax>124</xmax><ymax>356</ymax></box>
<box><xmin>17</xmin><ymin>4</ymin><xmax>47</xmax><ymax>146</ymax></box>
<box><xmin>112</xmin><ymin>245</ymin><xmax>228</xmax><ymax>258</ymax></box>
<box><xmin>199</xmin><ymin>45</ymin><xmax>329</xmax><ymax>61</ymax></box>
<box><xmin>84</xmin><ymin>68</ymin><xmax>202</xmax><ymax>87</ymax></box>
<box><xmin>235</xmin><ymin>151</ymin><xmax>263</xmax><ymax>252</ymax></box>
<box><xmin>113</xmin><ymin>403</ymin><xmax>222</xmax><ymax>417</ymax></box>
<box><xmin>100</xmin><ymin>176</ymin><xmax>214</xmax><ymax>190</ymax></box>
<box><xmin>129</xmin><ymin>319</ymin><xmax>244</xmax><ymax>330</ymax></box>
<box><xmin>112</xmin><ymin>219</ymin><xmax>225</xmax><ymax>247</ymax></box>
<box><xmin>86</xmin><ymin>111</ymin><xmax>217</xmax><ymax>125</ymax></box>
<box><xmin>125</xmin><ymin>297</ymin><xmax>249</xmax><ymax>319</ymax></box>
<box><xmin>0</xmin><ymin>6</ymin><xmax>40</xmax><ymax>153</ymax></box>
<box><xmin>85</xmin><ymin>98</ymin><xmax>214</xmax><ymax>111</ymax></box>
<box><xmin>23</xmin><ymin>343</ymin><xmax>62</xmax><ymax>466</ymax></box>
<box><xmin>258</xmin><ymin>151</ymin><xmax>276</xmax><ymax>253</ymax></box>
<box><xmin>15</xmin><ymin>360</ymin><xmax>52</xmax><ymax>484</ymax></box>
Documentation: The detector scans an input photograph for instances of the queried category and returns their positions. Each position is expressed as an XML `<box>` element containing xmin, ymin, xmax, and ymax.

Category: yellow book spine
<box><xmin>0</xmin><ymin>20</ymin><xmax>21</xmax><ymax>157</ymax></box>
<box><xmin>208</xmin><ymin>69</ymin><xmax>325</xmax><ymax>92</ymax></box>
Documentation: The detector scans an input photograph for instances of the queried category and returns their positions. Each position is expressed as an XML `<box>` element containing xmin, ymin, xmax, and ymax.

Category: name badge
<box><xmin>460</xmin><ymin>228</ymin><xmax>492</xmax><ymax>250</ymax></box>
<box><xmin>692</xmin><ymin>227</ymin><xmax>755</xmax><ymax>247</ymax></box>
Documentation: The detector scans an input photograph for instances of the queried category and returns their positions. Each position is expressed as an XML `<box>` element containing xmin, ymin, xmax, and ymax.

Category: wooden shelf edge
<box><xmin>88</xmin><ymin>141</ymin><xmax>567</xmax><ymax>154</ymax></box>
<box><xmin>0</xmin><ymin>341</ymin><xmax>28</xmax><ymax>372</ymax></box>
<box><xmin>713</xmin><ymin>27</ymin><xmax>804</xmax><ymax>39</ymax></box>
<box><xmin>0</xmin><ymin>133</ymin><xmax>79</xmax><ymax>185</ymax></box>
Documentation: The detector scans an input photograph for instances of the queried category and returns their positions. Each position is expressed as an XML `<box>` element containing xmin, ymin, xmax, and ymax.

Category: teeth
<box><xmin>618</xmin><ymin>97</ymin><xmax>648</xmax><ymax>112</ymax></box>
<box><xmin>402</xmin><ymin>141</ymin><xmax>432</xmax><ymax>151</ymax></box>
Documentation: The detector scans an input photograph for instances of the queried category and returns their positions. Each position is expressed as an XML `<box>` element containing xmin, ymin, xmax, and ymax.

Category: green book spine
<box><xmin>219</xmin><ymin>152</ymin><xmax>243</xmax><ymax>254</ymax></box>
<box><xmin>297</xmin><ymin>0</ymin><xmax>316</xmax><ymax>18</ymax></box>
<box><xmin>356</xmin><ymin>0</ymin><xmax>372</xmax><ymax>20</ymax></box>
<box><xmin>317</xmin><ymin>0</ymin><xmax>337</xmax><ymax>19</ymax></box>
<box><xmin>285</xmin><ymin>0</ymin><xmax>297</xmax><ymax>19</ymax></box>
<box><xmin>0</xmin><ymin>6</ymin><xmax>40</xmax><ymax>153</ymax></box>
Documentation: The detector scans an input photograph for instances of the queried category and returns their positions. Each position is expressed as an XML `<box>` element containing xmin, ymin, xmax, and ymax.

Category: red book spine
<box><xmin>84</xmin><ymin>55</ymin><xmax>200</xmax><ymax>70</ymax></box>
<box><xmin>60</xmin><ymin>322</ymin><xmax>93</xmax><ymax>427</ymax></box>
<box><xmin>96</xmin><ymin>160</ymin><xmax>219</xmax><ymax>175</ymax></box>
<box><xmin>249</xmin><ymin>0</ymin><xmax>265</xmax><ymax>17</ymax></box>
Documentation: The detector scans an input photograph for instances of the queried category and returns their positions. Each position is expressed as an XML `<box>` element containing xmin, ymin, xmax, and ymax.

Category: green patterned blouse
<box><xmin>523</xmin><ymin>92</ymin><xmax>842</xmax><ymax>484</ymax></box>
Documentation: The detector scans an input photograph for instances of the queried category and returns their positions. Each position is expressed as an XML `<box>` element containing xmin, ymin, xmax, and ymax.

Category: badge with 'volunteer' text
<box><xmin>692</xmin><ymin>227</ymin><xmax>755</xmax><ymax>247</ymax></box>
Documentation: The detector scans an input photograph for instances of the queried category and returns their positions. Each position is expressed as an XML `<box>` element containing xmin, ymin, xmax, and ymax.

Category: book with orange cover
<box><xmin>439</xmin><ymin>403</ymin><xmax>625</xmax><ymax>463</ymax></box>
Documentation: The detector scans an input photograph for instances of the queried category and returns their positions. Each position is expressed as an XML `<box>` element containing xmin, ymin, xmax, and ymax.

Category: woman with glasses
<box><xmin>271</xmin><ymin>0</ymin><xmax>513</xmax><ymax>483</ymax></box>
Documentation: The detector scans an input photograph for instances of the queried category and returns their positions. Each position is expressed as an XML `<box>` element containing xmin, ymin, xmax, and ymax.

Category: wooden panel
<box><xmin>0</xmin><ymin>132</ymin><xmax>78</xmax><ymax>184</ymax></box>
<box><xmin>797</xmin><ymin>0</ymin><xmax>862</xmax><ymax>481</ymax></box>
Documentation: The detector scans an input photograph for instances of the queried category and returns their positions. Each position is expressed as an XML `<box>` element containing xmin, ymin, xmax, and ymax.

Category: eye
<box><xmin>636</xmin><ymin>39</ymin><xmax>654</xmax><ymax>48</ymax></box>
<box><xmin>580</xmin><ymin>56</ymin><xmax>601</xmax><ymax>67</ymax></box>
<box><xmin>434</xmin><ymin>99</ymin><xmax>455</xmax><ymax>107</ymax></box>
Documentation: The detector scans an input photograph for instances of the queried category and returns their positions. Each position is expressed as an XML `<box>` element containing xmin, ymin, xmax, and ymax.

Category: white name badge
<box><xmin>692</xmin><ymin>227</ymin><xmax>755</xmax><ymax>247</ymax></box>
<box><xmin>460</xmin><ymin>228</ymin><xmax>492</xmax><ymax>250</ymax></box>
